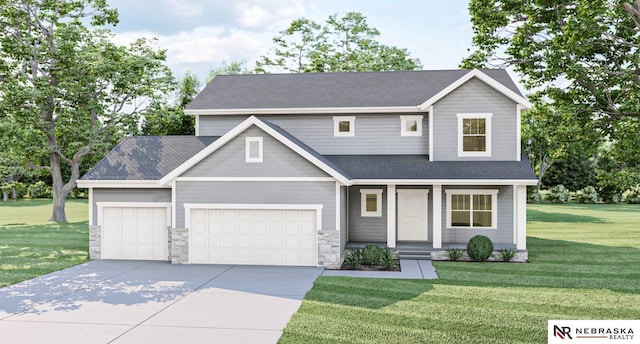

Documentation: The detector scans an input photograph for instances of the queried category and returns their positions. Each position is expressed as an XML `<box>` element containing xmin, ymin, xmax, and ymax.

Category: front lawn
<box><xmin>280</xmin><ymin>204</ymin><xmax>640</xmax><ymax>343</ymax></box>
<box><xmin>0</xmin><ymin>199</ymin><xmax>89</xmax><ymax>288</ymax></box>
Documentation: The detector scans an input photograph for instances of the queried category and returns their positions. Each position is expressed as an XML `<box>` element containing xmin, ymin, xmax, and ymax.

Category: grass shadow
<box><xmin>304</xmin><ymin>277</ymin><xmax>434</xmax><ymax>309</ymax></box>
<box><xmin>527</xmin><ymin>208</ymin><xmax>608</xmax><ymax>223</ymax></box>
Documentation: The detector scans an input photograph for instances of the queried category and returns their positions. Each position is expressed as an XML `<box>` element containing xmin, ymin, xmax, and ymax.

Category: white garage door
<box><xmin>100</xmin><ymin>204</ymin><xmax>169</xmax><ymax>260</ymax></box>
<box><xmin>189</xmin><ymin>207</ymin><xmax>318</xmax><ymax>266</ymax></box>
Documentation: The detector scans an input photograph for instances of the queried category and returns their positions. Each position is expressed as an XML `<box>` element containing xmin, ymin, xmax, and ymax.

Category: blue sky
<box><xmin>107</xmin><ymin>0</ymin><xmax>474</xmax><ymax>83</ymax></box>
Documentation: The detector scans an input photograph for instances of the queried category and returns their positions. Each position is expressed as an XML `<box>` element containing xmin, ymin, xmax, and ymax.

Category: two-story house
<box><xmin>77</xmin><ymin>69</ymin><xmax>537</xmax><ymax>267</ymax></box>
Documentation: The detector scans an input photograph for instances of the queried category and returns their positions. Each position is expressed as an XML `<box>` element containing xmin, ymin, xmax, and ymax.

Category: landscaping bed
<box><xmin>339</xmin><ymin>244</ymin><xmax>400</xmax><ymax>271</ymax></box>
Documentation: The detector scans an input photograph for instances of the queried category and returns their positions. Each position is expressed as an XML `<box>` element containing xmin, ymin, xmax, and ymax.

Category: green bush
<box><xmin>574</xmin><ymin>186</ymin><xmax>599</xmax><ymax>204</ymax></box>
<box><xmin>446</xmin><ymin>248</ymin><xmax>464</xmax><ymax>261</ymax></box>
<box><xmin>623</xmin><ymin>185</ymin><xmax>640</xmax><ymax>204</ymax></box>
<box><xmin>361</xmin><ymin>244</ymin><xmax>382</xmax><ymax>266</ymax></box>
<box><xmin>343</xmin><ymin>249</ymin><xmax>361</xmax><ymax>270</ymax></box>
<box><xmin>527</xmin><ymin>190</ymin><xmax>541</xmax><ymax>204</ymax></box>
<box><xmin>546</xmin><ymin>184</ymin><xmax>570</xmax><ymax>204</ymax></box>
<box><xmin>27</xmin><ymin>181</ymin><xmax>52</xmax><ymax>199</ymax></box>
<box><xmin>499</xmin><ymin>248</ymin><xmax>516</xmax><ymax>262</ymax></box>
<box><xmin>467</xmin><ymin>235</ymin><xmax>494</xmax><ymax>262</ymax></box>
<box><xmin>380</xmin><ymin>248</ymin><xmax>396</xmax><ymax>270</ymax></box>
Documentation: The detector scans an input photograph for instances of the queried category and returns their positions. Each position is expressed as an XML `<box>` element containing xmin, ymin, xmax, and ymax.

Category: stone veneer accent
<box><xmin>170</xmin><ymin>227</ymin><xmax>189</xmax><ymax>264</ymax></box>
<box><xmin>318</xmin><ymin>230</ymin><xmax>341</xmax><ymax>268</ymax></box>
<box><xmin>89</xmin><ymin>225</ymin><xmax>101</xmax><ymax>259</ymax></box>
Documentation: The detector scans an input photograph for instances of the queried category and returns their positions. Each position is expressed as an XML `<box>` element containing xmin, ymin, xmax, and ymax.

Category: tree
<box><xmin>522</xmin><ymin>103</ymin><xmax>601</xmax><ymax>192</ymax></box>
<box><xmin>0</xmin><ymin>0</ymin><xmax>173</xmax><ymax>222</ymax></box>
<box><xmin>206</xmin><ymin>60</ymin><xmax>250</xmax><ymax>83</ymax></box>
<box><xmin>463</xmin><ymin>0</ymin><xmax>640</xmax><ymax>120</ymax></box>
<box><xmin>141</xmin><ymin>72</ymin><xmax>200</xmax><ymax>136</ymax></box>
<box><xmin>255</xmin><ymin>12</ymin><xmax>422</xmax><ymax>73</ymax></box>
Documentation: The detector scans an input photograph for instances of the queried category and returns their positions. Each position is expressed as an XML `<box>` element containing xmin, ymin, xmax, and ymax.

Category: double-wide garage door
<box><xmin>189</xmin><ymin>207</ymin><xmax>318</xmax><ymax>266</ymax></box>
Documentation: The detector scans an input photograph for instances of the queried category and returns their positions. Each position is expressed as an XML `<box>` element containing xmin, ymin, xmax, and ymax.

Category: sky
<box><xmin>106</xmin><ymin>0</ymin><xmax>475</xmax><ymax>84</ymax></box>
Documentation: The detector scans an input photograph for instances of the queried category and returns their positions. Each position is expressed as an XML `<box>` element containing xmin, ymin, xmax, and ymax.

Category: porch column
<box><xmin>515</xmin><ymin>185</ymin><xmax>527</xmax><ymax>250</ymax></box>
<box><xmin>432</xmin><ymin>184</ymin><xmax>442</xmax><ymax>249</ymax></box>
<box><xmin>387</xmin><ymin>184</ymin><xmax>396</xmax><ymax>248</ymax></box>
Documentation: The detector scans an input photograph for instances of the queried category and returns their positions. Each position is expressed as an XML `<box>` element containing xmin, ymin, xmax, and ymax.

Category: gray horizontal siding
<box><xmin>441</xmin><ymin>185</ymin><xmax>513</xmax><ymax>244</ymax></box>
<box><xmin>182</xmin><ymin>126</ymin><xmax>328</xmax><ymax>178</ymax></box>
<box><xmin>91</xmin><ymin>188</ymin><xmax>171</xmax><ymax>225</ymax></box>
<box><xmin>198</xmin><ymin>114</ymin><xmax>429</xmax><ymax>155</ymax></box>
<box><xmin>175</xmin><ymin>181</ymin><xmax>336</xmax><ymax>230</ymax></box>
<box><xmin>432</xmin><ymin>78</ymin><xmax>518</xmax><ymax>161</ymax></box>
<box><xmin>348</xmin><ymin>185</ymin><xmax>387</xmax><ymax>243</ymax></box>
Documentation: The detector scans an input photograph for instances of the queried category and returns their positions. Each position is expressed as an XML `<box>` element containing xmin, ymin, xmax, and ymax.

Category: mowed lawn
<box><xmin>0</xmin><ymin>199</ymin><xmax>89</xmax><ymax>288</ymax></box>
<box><xmin>280</xmin><ymin>204</ymin><xmax>640</xmax><ymax>344</ymax></box>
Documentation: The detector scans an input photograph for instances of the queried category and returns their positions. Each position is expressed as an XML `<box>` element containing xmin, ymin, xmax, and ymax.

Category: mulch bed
<box><xmin>339</xmin><ymin>260</ymin><xmax>401</xmax><ymax>271</ymax></box>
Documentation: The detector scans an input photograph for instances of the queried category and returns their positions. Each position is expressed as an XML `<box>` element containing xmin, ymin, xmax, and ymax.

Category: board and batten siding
<box><xmin>431</xmin><ymin>78</ymin><xmax>518</xmax><ymax>161</ymax></box>
<box><xmin>174</xmin><ymin>181</ymin><xmax>336</xmax><ymax>230</ymax></box>
<box><xmin>91</xmin><ymin>188</ymin><xmax>171</xmax><ymax>225</ymax></box>
<box><xmin>198</xmin><ymin>114</ymin><xmax>429</xmax><ymax>155</ymax></box>
<box><xmin>440</xmin><ymin>185</ymin><xmax>513</xmax><ymax>244</ymax></box>
<box><xmin>348</xmin><ymin>185</ymin><xmax>387</xmax><ymax>243</ymax></box>
<box><xmin>182</xmin><ymin>126</ymin><xmax>329</xmax><ymax>178</ymax></box>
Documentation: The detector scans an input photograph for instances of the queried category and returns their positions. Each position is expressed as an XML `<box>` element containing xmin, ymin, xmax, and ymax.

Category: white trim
<box><xmin>457</xmin><ymin>113</ymin><xmax>492</xmax><ymax>157</ymax></box>
<box><xmin>333</xmin><ymin>116</ymin><xmax>355</xmax><ymax>137</ymax></box>
<box><xmin>175</xmin><ymin>177</ymin><xmax>336</xmax><ymax>182</ymax></box>
<box><xmin>515</xmin><ymin>185</ymin><xmax>527</xmax><ymax>249</ymax></box>
<box><xmin>185</xmin><ymin>106</ymin><xmax>421</xmax><ymax>116</ymax></box>
<box><xmin>184</xmin><ymin>203</ymin><xmax>323</xmax><ymax>231</ymax></box>
<box><xmin>352</xmin><ymin>179</ymin><xmax>538</xmax><ymax>186</ymax></box>
<box><xmin>445</xmin><ymin>189</ymin><xmax>499</xmax><ymax>229</ymax></box>
<box><xmin>195</xmin><ymin>114</ymin><xmax>200</xmax><ymax>136</ymax></box>
<box><xmin>386</xmin><ymin>184</ymin><xmax>396</xmax><ymax>248</ymax></box>
<box><xmin>428</xmin><ymin>106</ymin><xmax>434</xmax><ymax>161</ymax></box>
<box><xmin>400</xmin><ymin>115</ymin><xmax>423</xmax><ymax>136</ymax></box>
<box><xmin>432</xmin><ymin>184</ymin><xmax>442</xmax><ymax>249</ymax></box>
<box><xmin>96</xmin><ymin>202</ymin><xmax>172</xmax><ymax>227</ymax></box>
<box><xmin>419</xmin><ymin>69</ymin><xmax>532</xmax><ymax>110</ymax></box>
<box><xmin>76</xmin><ymin>180</ymin><xmax>168</xmax><ymax>188</ymax></box>
<box><xmin>335</xmin><ymin>182</ymin><xmax>341</xmax><ymax>232</ymax></box>
<box><xmin>171</xmin><ymin>181</ymin><xmax>177</xmax><ymax>228</ymax></box>
<box><xmin>516</xmin><ymin>104</ymin><xmax>523</xmax><ymax>161</ymax></box>
<box><xmin>360</xmin><ymin>189</ymin><xmax>383</xmax><ymax>217</ymax></box>
<box><xmin>159</xmin><ymin>116</ymin><xmax>350</xmax><ymax>185</ymax></box>
<box><xmin>245</xmin><ymin>136</ymin><xmax>263</xmax><ymax>163</ymax></box>
<box><xmin>512</xmin><ymin>185</ymin><xmax>517</xmax><ymax>245</ymax></box>
<box><xmin>88</xmin><ymin>188</ymin><xmax>94</xmax><ymax>226</ymax></box>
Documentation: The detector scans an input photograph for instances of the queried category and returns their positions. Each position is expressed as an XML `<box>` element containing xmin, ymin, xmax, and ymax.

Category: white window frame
<box><xmin>457</xmin><ymin>113</ymin><xmax>492</xmax><ymax>157</ymax></box>
<box><xmin>445</xmin><ymin>189</ymin><xmax>498</xmax><ymax>229</ymax></box>
<box><xmin>400</xmin><ymin>115</ymin><xmax>423</xmax><ymax>136</ymax></box>
<box><xmin>360</xmin><ymin>189</ymin><xmax>383</xmax><ymax>217</ymax></box>
<box><xmin>245</xmin><ymin>137</ymin><xmax>263</xmax><ymax>163</ymax></box>
<box><xmin>333</xmin><ymin>116</ymin><xmax>355</xmax><ymax>137</ymax></box>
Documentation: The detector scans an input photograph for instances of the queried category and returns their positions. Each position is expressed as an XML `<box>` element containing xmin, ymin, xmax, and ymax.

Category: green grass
<box><xmin>280</xmin><ymin>204</ymin><xmax>640</xmax><ymax>344</ymax></box>
<box><xmin>0</xmin><ymin>199</ymin><xmax>89</xmax><ymax>288</ymax></box>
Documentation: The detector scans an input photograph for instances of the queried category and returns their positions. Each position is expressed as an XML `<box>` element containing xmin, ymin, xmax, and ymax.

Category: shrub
<box><xmin>380</xmin><ymin>248</ymin><xmax>396</xmax><ymax>270</ymax></box>
<box><xmin>574</xmin><ymin>186</ymin><xmax>599</xmax><ymax>204</ymax></box>
<box><xmin>467</xmin><ymin>235</ymin><xmax>494</xmax><ymax>262</ymax></box>
<box><xmin>527</xmin><ymin>190</ymin><xmax>541</xmax><ymax>204</ymax></box>
<box><xmin>546</xmin><ymin>184</ymin><xmax>570</xmax><ymax>204</ymax></box>
<box><xmin>499</xmin><ymin>248</ymin><xmax>516</xmax><ymax>262</ymax></box>
<box><xmin>623</xmin><ymin>185</ymin><xmax>640</xmax><ymax>204</ymax></box>
<box><xmin>27</xmin><ymin>181</ymin><xmax>52</xmax><ymax>199</ymax></box>
<box><xmin>343</xmin><ymin>249</ymin><xmax>361</xmax><ymax>270</ymax></box>
<box><xmin>446</xmin><ymin>248</ymin><xmax>464</xmax><ymax>261</ymax></box>
<box><xmin>361</xmin><ymin>244</ymin><xmax>382</xmax><ymax>266</ymax></box>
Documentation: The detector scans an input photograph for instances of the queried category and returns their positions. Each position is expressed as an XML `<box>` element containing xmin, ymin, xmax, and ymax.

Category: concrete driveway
<box><xmin>0</xmin><ymin>261</ymin><xmax>323</xmax><ymax>344</ymax></box>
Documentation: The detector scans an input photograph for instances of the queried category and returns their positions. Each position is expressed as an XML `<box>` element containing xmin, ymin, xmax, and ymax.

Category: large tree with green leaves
<box><xmin>462</xmin><ymin>0</ymin><xmax>640</xmax><ymax>120</ymax></box>
<box><xmin>255</xmin><ymin>12</ymin><xmax>422</xmax><ymax>73</ymax></box>
<box><xmin>141</xmin><ymin>72</ymin><xmax>199</xmax><ymax>136</ymax></box>
<box><xmin>0</xmin><ymin>0</ymin><xmax>173</xmax><ymax>222</ymax></box>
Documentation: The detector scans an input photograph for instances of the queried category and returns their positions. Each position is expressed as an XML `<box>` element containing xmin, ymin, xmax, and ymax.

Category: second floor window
<box><xmin>457</xmin><ymin>113</ymin><xmax>492</xmax><ymax>157</ymax></box>
<box><xmin>333</xmin><ymin>116</ymin><xmax>355</xmax><ymax>137</ymax></box>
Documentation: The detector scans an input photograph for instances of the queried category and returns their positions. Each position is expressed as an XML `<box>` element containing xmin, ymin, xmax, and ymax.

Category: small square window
<box><xmin>400</xmin><ymin>115</ymin><xmax>423</xmax><ymax>136</ymax></box>
<box><xmin>333</xmin><ymin>116</ymin><xmax>355</xmax><ymax>137</ymax></box>
<box><xmin>245</xmin><ymin>137</ymin><xmax>263</xmax><ymax>163</ymax></box>
<box><xmin>360</xmin><ymin>189</ymin><xmax>383</xmax><ymax>217</ymax></box>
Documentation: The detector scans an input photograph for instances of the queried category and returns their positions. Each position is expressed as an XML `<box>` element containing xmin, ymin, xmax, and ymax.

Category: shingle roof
<box><xmin>187</xmin><ymin>69</ymin><xmax>522</xmax><ymax>110</ymax></box>
<box><xmin>81</xmin><ymin>136</ymin><xmax>218</xmax><ymax>180</ymax></box>
<box><xmin>324</xmin><ymin>155</ymin><xmax>537</xmax><ymax>180</ymax></box>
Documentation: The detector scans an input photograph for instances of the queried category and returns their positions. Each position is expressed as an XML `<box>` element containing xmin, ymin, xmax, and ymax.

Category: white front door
<box><xmin>397</xmin><ymin>189</ymin><xmax>429</xmax><ymax>241</ymax></box>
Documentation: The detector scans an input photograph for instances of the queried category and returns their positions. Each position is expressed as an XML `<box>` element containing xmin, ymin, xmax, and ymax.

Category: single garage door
<box><xmin>188</xmin><ymin>206</ymin><xmax>319</xmax><ymax>266</ymax></box>
<box><xmin>100</xmin><ymin>203</ymin><xmax>170</xmax><ymax>260</ymax></box>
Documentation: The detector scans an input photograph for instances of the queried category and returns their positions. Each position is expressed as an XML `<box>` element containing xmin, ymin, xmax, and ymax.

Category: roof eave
<box><xmin>184</xmin><ymin>106</ymin><xmax>422</xmax><ymax>116</ymax></box>
<box><xmin>76</xmin><ymin>180</ymin><xmax>167</xmax><ymax>188</ymax></box>
<box><xmin>351</xmin><ymin>179</ymin><xmax>538</xmax><ymax>186</ymax></box>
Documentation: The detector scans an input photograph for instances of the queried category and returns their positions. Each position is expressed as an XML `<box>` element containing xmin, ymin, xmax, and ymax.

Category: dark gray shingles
<box><xmin>323</xmin><ymin>155</ymin><xmax>537</xmax><ymax>180</ymax></box>
<box><xmin>187</xmin><ymin>69</ymin><xmax>522</xmax><ymax>110</ymax></box>
<box><xmin>81</xmin><ymin>136</ymin><xmax>219</xmax><ymax>180</ymax></box>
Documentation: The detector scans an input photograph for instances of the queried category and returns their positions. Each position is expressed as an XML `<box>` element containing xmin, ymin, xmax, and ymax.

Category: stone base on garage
<box><xmin>89</xmin><ymin>225</ymin><xmax>102</xmax><ymax>259</ymax></box>
<box><xmin>317</xmin><ymin>230</ymin><xmax>341</xmax><ymax>269</ymax></box>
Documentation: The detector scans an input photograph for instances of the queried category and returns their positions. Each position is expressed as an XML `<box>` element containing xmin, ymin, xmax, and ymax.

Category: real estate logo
<box><xmin>548</xmin><ymin>320</ymin><xmax>640</xmax><ymax>343</ymax></box>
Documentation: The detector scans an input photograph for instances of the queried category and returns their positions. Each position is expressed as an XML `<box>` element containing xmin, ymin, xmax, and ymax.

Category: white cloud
<box><xmin>233</xmin><ymin>0</ymin><xmax>305</xmax><ymax>30</ymax></box>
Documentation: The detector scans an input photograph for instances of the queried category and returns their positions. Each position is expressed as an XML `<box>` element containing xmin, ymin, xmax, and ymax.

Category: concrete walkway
<box><xmin>322</xmin><ymin>259</ymin><xmax>438</xmax><ymax>279</ymax></box>
<box><xmin>0</xmin><ymin>261</ymin><xmax>323</xmax><ymax>344</ymax></box>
